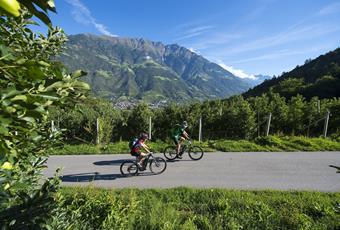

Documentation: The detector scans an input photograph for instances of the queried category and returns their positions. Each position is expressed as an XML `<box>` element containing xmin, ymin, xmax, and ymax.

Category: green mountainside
<box><xmin>243</xmin><ymin>48</ymin><xmax>340</xmax><ymax>99</ymax></box>
<box><xmin>58</xmin><ymin>34</ymin><xmax>250</xmax><ymax>103</ymax></box>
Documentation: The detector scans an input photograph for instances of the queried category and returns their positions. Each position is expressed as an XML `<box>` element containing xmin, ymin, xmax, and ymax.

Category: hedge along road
<box><xmin>44</xmin><ymin>151</ymin><xmax>340</xmax><ymax>192</ymax></box>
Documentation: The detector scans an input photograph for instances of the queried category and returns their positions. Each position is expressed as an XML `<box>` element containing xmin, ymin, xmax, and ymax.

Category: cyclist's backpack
<box><xmin>129</xmin><ymin>137</ymin><xmax>139</xmax><ymax>150</ymax></box>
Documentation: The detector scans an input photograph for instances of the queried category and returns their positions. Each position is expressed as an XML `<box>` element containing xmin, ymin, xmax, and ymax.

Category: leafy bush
<box><xmin>50</xmin><ymin>94</ymin><xmax>340</xmax><ymax>143</ymax></box>
<box><xmin>213</xmin><ymin>140</ymin><xmax>269</xmax><ymax>152</ymax></box>
<box><xmin>0</xmin><ymin>4</ymin><xmax>88</xmax><ymax>228</ymax></box>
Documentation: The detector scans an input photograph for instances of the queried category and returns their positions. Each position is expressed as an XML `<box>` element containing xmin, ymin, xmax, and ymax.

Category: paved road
<box><xmin>44</xmin><ymin>152</ymin><xmax>340</xmax><ymax>192</ymax></box>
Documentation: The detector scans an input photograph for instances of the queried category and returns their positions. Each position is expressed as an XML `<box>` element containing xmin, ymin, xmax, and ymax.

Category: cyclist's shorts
<box><xmin>130</xmin><ymin>149</ymin><xmax>141</xmax><ymax>157</ymax></box>
<box><xmin>171</xmin><ymin>135</ymin><xmax>179</xmax><ymax>145</ymax></box>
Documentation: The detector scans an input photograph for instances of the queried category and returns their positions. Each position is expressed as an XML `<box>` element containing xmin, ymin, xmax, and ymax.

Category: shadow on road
<box><xmin>60</xmin><ymin>172</ymin><xmax>122</xmax><ymax>182</ymax></box>
<box><xmin>60</xmin><ymin>171</ymin><xmax>156</xmax><ymax>182</ymax></box>
<box><xmin>329</xmin><ymin>165</ymin><xmax>340</xmax><ymax>173</ymax></box>
<box><xmin>166</xmin><ymin>159</ymin><xmax>194</xmax><ymax>163</ymax></box>
<box><xmin>93</xmin><ymin>159</ymin><xmax>130</xmax><ymax>166</ymax></box>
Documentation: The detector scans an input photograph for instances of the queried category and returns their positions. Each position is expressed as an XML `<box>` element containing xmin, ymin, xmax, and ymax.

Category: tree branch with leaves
<box><xmin>0</xmin><ymin>1</ymin><xmax>89</xmax><ymax>228</ymax></box>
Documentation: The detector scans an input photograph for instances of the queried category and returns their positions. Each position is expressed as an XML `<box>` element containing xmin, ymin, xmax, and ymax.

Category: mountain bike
<box><xmin>120</xmin><ymin>152</ymin><xmax>167</xmax><ymax>176</ymax></box>
<box><xmin>163</xmin><ymin>139</ymin><xmax>204</xmax><ymax>161</ymax></box>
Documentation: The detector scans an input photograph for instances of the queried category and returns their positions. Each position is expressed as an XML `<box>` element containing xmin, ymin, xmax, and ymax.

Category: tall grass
<box><xmin>48</xmin><ymin>187</ymin><xmax>340</xmax><ymax>229</ymax></box>
<box><xmin>211</xmin><ymin>136</ymin><xmax>340</xmax><ymax>152</ymax></box>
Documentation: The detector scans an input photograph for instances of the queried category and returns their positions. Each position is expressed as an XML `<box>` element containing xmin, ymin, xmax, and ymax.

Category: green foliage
<box><xmin>48</xmin><ymin>187</ymin><xmax>140</xmax><ymax>229</ymax></box>
<box><xmin>48</xmin><ymin>187</ymin><xmax>340</xmax><ymax>229</ymax></box>
<box><xmin>213</xmin><ymin>139</ymin><xmax>270</xmax><ymax>152</ymax></box>
<box><xmin>126</xmin><ymin>103</ymin><xmax>153</xmax><ymax>137</ymax></box>
<box><xmin>274</xmin><ymin>77</ymin><xmax>306</xmax><ymax>95</ymax></box>
<box><xmin>0</xmin><ymin>0</ymin><xmax>56</xmax><ymax>25</ymax></box>
<box><xmin>0</xmin><ymin>7</ymin><xmax>88</xmax><ymax>228</ymax></box>
<box><xmin>51</xmin><ymin>92</ymin><xmax>340</xmax><ymax>144</ymax></box>
<box><xmin>50</xmin><ymin>97</ymin><xmax>121</xmax><ymax>144</ymax></box>
<box><xmin>18</xmin><ymin>0</ymin><xmax>56</xmax><ymax>26</ymax></box>
<box><xmin>253</xmin><ymin>136</ymin><xmax>340</xmax><ymax>151</ymax></box>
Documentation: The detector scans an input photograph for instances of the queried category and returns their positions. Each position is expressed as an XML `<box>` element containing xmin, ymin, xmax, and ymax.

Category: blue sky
<box><xmin>41</xmin><ymin>0</ymin><xmax>340</xmax><ymax>78</ymax></box>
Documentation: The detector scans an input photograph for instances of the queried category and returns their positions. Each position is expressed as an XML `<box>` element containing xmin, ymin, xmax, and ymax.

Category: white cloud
<box><xmin>228</xmin><ymin>44</ymin><xmax>331</xmax><ymax>65</ymax></box>
<box><xmin>175</xmin><ymin>25</ymin><xmax>215</xmax><ymax>41</ymax></box>
<box><xmin>223</xmin><ymin>23</ymin><xmax>339</xmax><ymax>55</ymax></box>
<box><xmin>319</xmin><ymin>2</ymin><xmax>340</xmax><ymax>15</ymax></box>
<box><xmin>186</xmin><ymin>33</ymin><xmax>244</xmax><ymax>50</ymax></box>
<box><xmin>65</xmin><ymin>0</ymin><xmax>117</xmax><ymax>37</ymax></box>
<box><xmin>217</xmin><ymin>62</ymin><xmax>256</xmax><ymax>79</ymax></box>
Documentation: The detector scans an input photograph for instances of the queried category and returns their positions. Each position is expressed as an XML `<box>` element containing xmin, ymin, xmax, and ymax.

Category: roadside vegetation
<box><xmin>47</xmin><ymin>187</ymin><xmax>340</xmax><ymax>229</ymax></box>
<box><xmin>49</xmin><ymin>136</ymin><xmax>340</xmax><ymax>155</ymax></box>
<box><xmin>49</xmin><ymin>95</ymin><xmax>340</xmax><ymax>144</ymax></box>
<box><xmin>0</xmin><ymin>2</ymin><xmax>89</xmax><ymax>228</ymax></box>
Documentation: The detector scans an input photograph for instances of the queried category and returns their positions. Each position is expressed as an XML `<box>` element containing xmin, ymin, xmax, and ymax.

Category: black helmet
<box><xmin>139</xmin><ymin>132</ymin><xmax>149</xmax><ymax>140</ymax></box>
<box><xmin>182</xmin><ymin>121</ymin><xmax>188</xmax><ymax>128</ymax></box>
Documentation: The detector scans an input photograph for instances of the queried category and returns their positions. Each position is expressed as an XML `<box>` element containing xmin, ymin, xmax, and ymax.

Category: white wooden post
<box><xmin>198</xmin><ymin>116</ymin><xmax>202</xmax><ymax>142</ymax></box>
<box><xmin>323</xmin><ymin>110</ymin><xmax>330</xmax><ymax>138</ymax></box>
<box><xmin>51</xmin><ymin>120</ymin><xmax>56</xmax><ymax>132</ymax></box>
<box><xmin>257</xmin><ymin>111</ymin><xmax>260</xmax><ymax>137</ymax></box>
<box><xmin>149</xmin><ymin>116</ymin><xmax>152</xmax><ymax>140</ymax></box>
<box><xmin>57</xmin><ymin>116</ymin><xmax>60</xmax><ymax>129</ymax></box>
<box><xmin>96</xmin><ymin>118</ymin><xmax>100</xmax><ymax>145</ymax></box>
<box><xmin>266</xmin><ymin>113</ymin><xmax>272</xmax><ymax>136</ymax></box>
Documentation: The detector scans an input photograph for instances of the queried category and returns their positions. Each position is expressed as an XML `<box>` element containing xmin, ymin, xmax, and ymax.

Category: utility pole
<box><xmin>266</xmin><ymin>113</ymin><xmax>272</xmax><ymax>136</ymax></box>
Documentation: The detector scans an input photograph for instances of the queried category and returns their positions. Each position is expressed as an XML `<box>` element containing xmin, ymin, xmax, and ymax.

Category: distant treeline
<box><xmin>49</xmin><ymin>92</ymin><xmax>340</xmax><ymax>144</ymax></box>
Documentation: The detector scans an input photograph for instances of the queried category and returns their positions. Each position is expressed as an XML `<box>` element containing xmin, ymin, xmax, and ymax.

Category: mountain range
<box><xmin>58</xmin><ymin>34</ymin><xmax>252</xmax><ymax>103</ymax></box>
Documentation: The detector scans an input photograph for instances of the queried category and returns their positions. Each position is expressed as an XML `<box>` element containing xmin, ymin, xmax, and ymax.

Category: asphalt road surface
<box><xmin>44</xmin><ymin>151</ymin><xmax>340</xmax><ymax>191</ymax></box>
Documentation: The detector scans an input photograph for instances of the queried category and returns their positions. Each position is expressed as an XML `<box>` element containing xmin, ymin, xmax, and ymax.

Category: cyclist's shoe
<box><xmin>137</xmin><ymin>162</ymin><xmax>143</xmax><ymax>168</ymax></box>
<box><xmin>176</xmin><ymin>154</ymin><xmax>183</xmax><ymax>159</ymax></box>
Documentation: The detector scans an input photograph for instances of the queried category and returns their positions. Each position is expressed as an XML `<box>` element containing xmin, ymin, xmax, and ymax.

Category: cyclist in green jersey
<box><xmin>170</xmin><ymin>121</ymin><xmax>190</xmax><ymax>158</ymax></box>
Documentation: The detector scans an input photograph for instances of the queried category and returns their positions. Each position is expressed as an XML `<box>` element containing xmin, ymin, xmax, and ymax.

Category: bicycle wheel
<box><xmin>120</xmin><ymin>161</ymin><xmax>138</xmax><ymax>176</ymax></box>
<box><xmin>163</xmin><ymin>146</ymin><xmax>177</xmax><ymax>160</ymax></box>
<box><xmin>188</xmin><ymin>146</ymin><xmax>204</xmax><ymax>160</ymax></box>
<box><xmin>149</xmin><ymin>157</ymin><xmax>167</xmax><ymax>174</ymax></box>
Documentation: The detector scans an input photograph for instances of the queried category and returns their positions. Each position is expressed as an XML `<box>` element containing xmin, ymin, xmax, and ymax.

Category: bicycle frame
<box><xmin>137</xmin><ymin>152</ymin><xmax>154</xmax><ymax>169</ymax></box>
<box><xmin>179</xmin><ymin>139</ymin><xmax>191</xmax><ymax>154</ymax></box>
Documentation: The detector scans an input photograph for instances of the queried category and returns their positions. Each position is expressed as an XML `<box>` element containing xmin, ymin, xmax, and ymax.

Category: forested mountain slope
<box><xmin>243</xmin><ymin>48</ymin><xmax>340</xmax><ymax>99</ymax></box>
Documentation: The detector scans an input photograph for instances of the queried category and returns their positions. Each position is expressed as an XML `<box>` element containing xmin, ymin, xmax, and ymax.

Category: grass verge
<box><xmin>49</xmin><ymin>136</ymin><xmax>340</xmax><ymax>155</ymax></box>
<box><xmin>48</xmin><ymin>187</ymin><xmax>340</xmax><ymax>229</ymax></box>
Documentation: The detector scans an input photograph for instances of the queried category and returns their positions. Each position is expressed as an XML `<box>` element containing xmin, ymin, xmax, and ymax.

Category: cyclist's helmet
<box><xmin>139</xmin><ymin>132</ymin><xmax>149</xmax><ymax>140</ymax></box>
<box><xmin>182</xmin><ymin>121</ymin><xmax>188</xmax><ymax>128</ymax></box>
